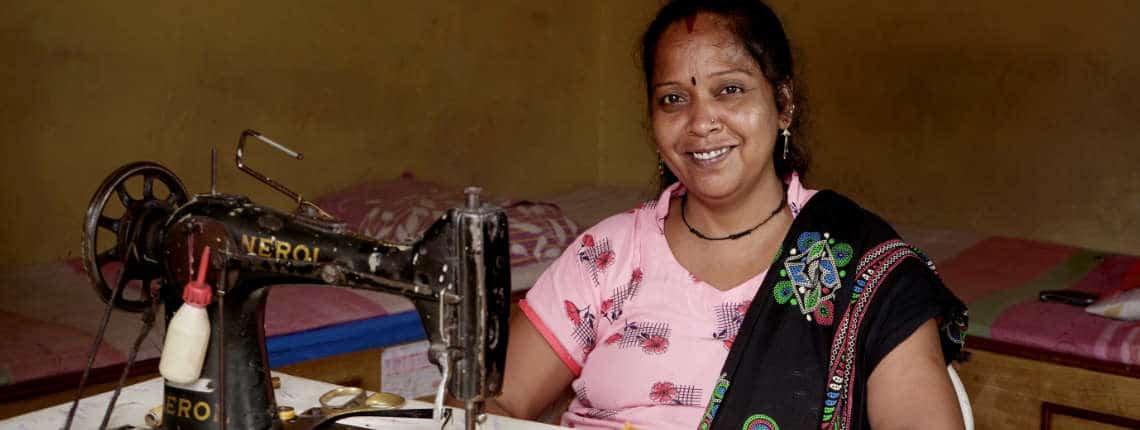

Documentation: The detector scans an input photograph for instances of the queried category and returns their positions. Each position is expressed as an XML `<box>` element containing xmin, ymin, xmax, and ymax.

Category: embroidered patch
<box><xmin>602</xmin><ymin>268</ymin><xmax>643</xmax><ymax>322</ymax></box>
<box><xmin>943</xmin><ymin>309</ymin><xmax>969</xmax><ymax>346</ymax></box>
<box><xmin>699</xmin><ymin>375</ymin><xmax>730</xmax><ymax>430</ymax></box>
<box><xmin>773</xmin><ymin>232</ymin><xmax>853</xmax><ymax>325</ymax></box>
<box><xmin>610</xmin><ymin>321</ymin><xmax>671</xmax><ymax>354</ymax></box>
<box><xmin>578</xmin><ymin>234</ymin><xmax>615</xmax><ymax>286</ymax></box>
<box><xmin>712</xmin><ymin>300</ymin><xmax>751</xmax><ymax>350</ymax></box>
<box><xmin>565</xmin><ymin>300</ymin><xmax>597</xmax><ymax>355</ymax></box>
<box><xmin>649</xmin><ymin>381</ymin><xmax>702</xmax><ymax>406</ymax></box>
<box><xmin>820</xmin><ymin>239</ymin><xmax>921</xmax><ymax>430</ymax></box>
<box><xmin>742</xmin><ymin>414</ymin><xmax>779</xmax><ymax>430</ymax></box>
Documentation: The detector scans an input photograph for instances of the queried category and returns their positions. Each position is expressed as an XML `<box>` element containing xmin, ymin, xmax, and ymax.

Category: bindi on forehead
<box><xmin>685</xmin><ymin>15</ymin><xmax>696</xmax><ymax>32</ymax></box>
<box><xmin>653</xmin><ymin>14</ymin><xmax>760</xmax><ymax>86</ymax></box>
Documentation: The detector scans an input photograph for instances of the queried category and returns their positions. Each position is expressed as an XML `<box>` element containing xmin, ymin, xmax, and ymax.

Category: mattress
<box><xmin>899</xmin><ymin>225</ymin><xmax>1140</xmax><ymax>366</ymax></box>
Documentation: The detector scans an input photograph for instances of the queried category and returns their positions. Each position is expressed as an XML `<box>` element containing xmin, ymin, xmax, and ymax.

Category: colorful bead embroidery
<box><xmin>819</xmin><ymin>239</ymin><xmax>920</xmax><ymax>430</ymax></box>
<box><xmin>911</xmin><ymin>250</ymin><xmax>969</xmax><ymax>347</ymax></box>
<box><xmin>649</xmin><ymin>381</ymin><xmax>703</xmax><ymax>406</ymax></box>
<box><xmin>774</xmin><ymin>232</ymin><xmax>853</xmax><ymax>325</ymax></box>
<box><xmin>943</xmin><ymin>309</ymin><xmax>969</xmax><ymax>346</ymax></box>
<box><xmin>699</xmin><ymin>375</ymin><xmax>730</xmax><ymax>430</ymax></box>
<box><xmin>742</xmin><ymin>414</ymin><xmax>779</xmax><ymax>430</ymax></box>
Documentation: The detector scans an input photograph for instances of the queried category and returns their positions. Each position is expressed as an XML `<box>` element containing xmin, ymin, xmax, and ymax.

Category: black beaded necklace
<box><xmin>680</xmin><ymin>193</ymin><xmax>787</xmax><ymax>241</ymax></box>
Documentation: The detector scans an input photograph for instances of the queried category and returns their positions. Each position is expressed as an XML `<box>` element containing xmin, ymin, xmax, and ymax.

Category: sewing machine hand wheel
<box><xmin>82</xmin><ymin>162</ymin><xmax>189</xmax><ymax>312</ymax></box>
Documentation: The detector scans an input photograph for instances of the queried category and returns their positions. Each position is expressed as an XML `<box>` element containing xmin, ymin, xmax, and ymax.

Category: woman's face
<box><xmin>651</xmin><ymin>13</ymin><xmax>786</xmax><ymax>204</ymax></box>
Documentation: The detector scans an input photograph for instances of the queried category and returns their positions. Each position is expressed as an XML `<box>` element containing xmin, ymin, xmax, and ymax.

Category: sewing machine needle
<box><xmin>211</xmin><ymin>146</ymin><xmax>217</xmax><ymax>195</ymax></box>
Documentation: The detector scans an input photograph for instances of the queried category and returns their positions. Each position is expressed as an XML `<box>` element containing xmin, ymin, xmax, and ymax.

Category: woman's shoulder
<box><xmin>798</xmin><ymin>189</ymin><xmax>900</xmax><ymax>241</ymax></box>
<box><xmin>572</xmin><ymin>199</ymin><xmax>660</xmax><ymax>248</ymax></box>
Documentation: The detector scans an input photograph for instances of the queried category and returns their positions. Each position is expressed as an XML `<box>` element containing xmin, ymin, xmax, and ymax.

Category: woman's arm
<box><xmin>484</xmin><ymin>311</ymin><xmax>575</xmax><ymax>420</ymax></box>
<box><xmin>867</xmin><ymin>319</ymin><xmax>965</xmax><ymax>430</ymax></box>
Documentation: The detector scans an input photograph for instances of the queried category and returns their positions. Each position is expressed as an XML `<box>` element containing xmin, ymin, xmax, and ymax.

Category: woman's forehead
<box><xmin>654</xmin><ymin>15</ymin><xmax>756</xmax><ymax>79</ymax></box>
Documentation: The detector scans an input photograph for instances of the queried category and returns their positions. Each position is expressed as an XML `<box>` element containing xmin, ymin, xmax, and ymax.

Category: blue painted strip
<box><xmin>266</xmin><ymin>311</ymin><xmax>427</xmax><ymax>368</ymax></box>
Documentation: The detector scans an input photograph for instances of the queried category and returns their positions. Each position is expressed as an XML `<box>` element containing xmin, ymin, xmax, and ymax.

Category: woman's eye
<box><xmin>661</xmin><ymin>94</ymin><xmax>684</xmax><ymax>105</ymax></box>
<box><xmin>720</xmin><ymin>85</ymin><xmax>744</xmax><ymax>95</ymax></box>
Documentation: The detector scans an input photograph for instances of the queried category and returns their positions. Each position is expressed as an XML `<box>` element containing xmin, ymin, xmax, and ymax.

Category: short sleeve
<box><xmin>859</xmin><ymin>257</ymin><xmax>969</xmax><ymax>372</ymax></box>
<box><xmin>521</xmin><ymin>232</ymin><xmax>610</xmax><ymax>377</ymax></box>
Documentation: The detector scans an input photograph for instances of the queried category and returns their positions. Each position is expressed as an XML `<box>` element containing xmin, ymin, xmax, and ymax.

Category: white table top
<box><xmin>0</xmin><ymin>373</ymin><xmax>563</xmax><ymax>430</ymax></box>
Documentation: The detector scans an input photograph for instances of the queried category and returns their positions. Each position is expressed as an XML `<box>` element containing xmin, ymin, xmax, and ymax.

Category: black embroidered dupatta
<box><xmin>700</xmin><ymin>191</ymin><xmax>968</xmax><ymax>430</ymax></box>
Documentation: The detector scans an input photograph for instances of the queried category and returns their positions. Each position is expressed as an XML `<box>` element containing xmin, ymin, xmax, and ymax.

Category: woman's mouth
<box><xmin>688</xmin><ymin>146</ymin><xmax>735</xmax><ymax>165</ymax></box>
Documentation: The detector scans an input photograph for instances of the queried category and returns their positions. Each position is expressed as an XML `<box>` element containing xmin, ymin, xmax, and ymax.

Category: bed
<box><xmin>895</xmin><ymin>225</ymin><xmax>1140</xmax><ymax>429</ymax></box>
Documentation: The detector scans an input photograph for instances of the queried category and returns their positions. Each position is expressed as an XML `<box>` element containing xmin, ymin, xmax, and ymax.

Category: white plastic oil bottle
<box><xmin>159</xmin><ymin>246</ymin><xmax>213</xmax><ymax>385</ymax></box>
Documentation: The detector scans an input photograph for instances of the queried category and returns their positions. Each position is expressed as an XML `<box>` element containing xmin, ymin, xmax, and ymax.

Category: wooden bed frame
<box><xmin>959</xmin><ymin>337</ymin><xmax>1140</xmax><ymax>430</ymax></box>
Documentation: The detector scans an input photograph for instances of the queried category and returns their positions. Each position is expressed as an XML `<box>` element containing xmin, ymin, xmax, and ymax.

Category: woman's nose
<box><xmin>688</xmin><ymin>99</ymin><xmax>722</xmax><ymax>137</ymax></box>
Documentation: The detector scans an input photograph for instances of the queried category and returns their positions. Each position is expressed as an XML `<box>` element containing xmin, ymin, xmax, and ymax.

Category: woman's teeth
<box><xmin>691</xmin><ymin>147</ymin><xmax>731</xmax><ymax>161</ymax></box>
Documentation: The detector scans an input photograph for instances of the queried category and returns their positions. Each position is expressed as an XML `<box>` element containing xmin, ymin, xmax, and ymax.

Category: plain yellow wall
<box><xmin>771</xmin><ymin>0</ymin><xmax>1140</xmax><ymax>255</ymax></box>
<box><xmin>596</xmin><ymin>1</ymin><xmax>660</xmax><ymax>191</ymax></box>
<box><xmin>600</xmin><ymin>0</ymin><xmax>1140</xmax><ymax>256</ymax></box>
<box><xmin>1</xmin><ymin>1</ymin><xmax>604</xmax><ymax>266</ymax></box>
<box><xmin>3</xmin><ymin>0</ymin><xmax>1138</xmax><ymax>266</ymax></box>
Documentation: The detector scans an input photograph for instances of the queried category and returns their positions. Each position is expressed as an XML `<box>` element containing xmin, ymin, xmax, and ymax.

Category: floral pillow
<box><xmin>314</xmin><ymin>173</ymin><xmax>579</xmax><ymax>268</ymax></box>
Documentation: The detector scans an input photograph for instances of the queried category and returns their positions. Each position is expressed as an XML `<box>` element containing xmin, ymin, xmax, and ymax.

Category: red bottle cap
<box><xmin>182</xmin><ymin>246</ymin><xmax>213</xmax><ymax>306</ymax></box>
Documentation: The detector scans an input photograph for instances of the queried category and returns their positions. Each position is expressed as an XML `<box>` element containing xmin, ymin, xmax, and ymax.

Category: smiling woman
<box><xmin>650</xmin><ymin>14</ymin><xmax>784</xmax><ymax>207</ymax></box>
<box><xmin>643</xmin><ymin>0</ymin><xmax>807</xmax><ymax>193</ymax></box>
<box><xmin>488</xmin><ymin>1</ymin><xmax>970</xmax><ymax>429</ymax></box>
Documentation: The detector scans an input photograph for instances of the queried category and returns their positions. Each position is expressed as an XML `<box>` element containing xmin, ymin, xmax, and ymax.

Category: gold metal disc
<box><xmin>365</xmin><ymin>392</ymin><xmax>406</xmax><ymax>410</ymax></box>
<box><xmin>277</xmin><ymin>405</ymin><xmax>297</xmax><ymax>421</ymax></box>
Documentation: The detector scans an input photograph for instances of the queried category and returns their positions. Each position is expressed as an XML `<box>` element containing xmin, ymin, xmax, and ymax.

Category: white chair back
<box><xmin>947</xmin><ymin>364</ymin><xmax>974</xmax><ymax>430</ymax></box>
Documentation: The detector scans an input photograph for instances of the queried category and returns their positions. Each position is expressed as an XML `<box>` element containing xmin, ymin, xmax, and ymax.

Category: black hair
<box><xmin>641</xmin><ymin>0</ymin><xmax>809</xmax><ymax>189</ymax></box>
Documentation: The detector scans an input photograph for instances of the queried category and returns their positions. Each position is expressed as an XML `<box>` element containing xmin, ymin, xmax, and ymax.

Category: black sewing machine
<box><xmin>78</xmin><ymin>130</ymin><xmax>510</xmax><ymax>429</ymax></box>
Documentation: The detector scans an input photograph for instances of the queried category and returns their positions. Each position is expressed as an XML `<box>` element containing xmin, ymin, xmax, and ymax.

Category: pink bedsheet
<box><xmin>0</xmin><ymin>260</ymin><xmax>414</xmax><ymax>389</ymax></box>
<box><xmin>904</xmin><ymin>227</ymin><xmax>1140</xmax><ymax>366</ymax></box>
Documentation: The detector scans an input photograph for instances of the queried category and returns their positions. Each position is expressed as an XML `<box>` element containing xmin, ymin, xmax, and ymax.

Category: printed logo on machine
<box><xmin>241</xmin><ymin>234</ymin><xmax>322</xmax><ymax>262</ymax></box>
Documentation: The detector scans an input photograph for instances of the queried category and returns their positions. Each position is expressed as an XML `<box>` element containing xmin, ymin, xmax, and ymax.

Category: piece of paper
<box><xmin>381</xmin><ymin>340</ymin><xmax>442</xmax><ymax>399</ymax></box>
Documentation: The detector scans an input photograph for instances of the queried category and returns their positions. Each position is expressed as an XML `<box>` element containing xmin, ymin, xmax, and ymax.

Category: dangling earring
<box><xmin>781</xmin><ymin>128</ymin><xmax>792</xmax><ymax>160</ymax></box>
<box><xmin>658</xmin><ymin>155</ymin><xmax>666</xmax><ymax>176</ymax></box>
